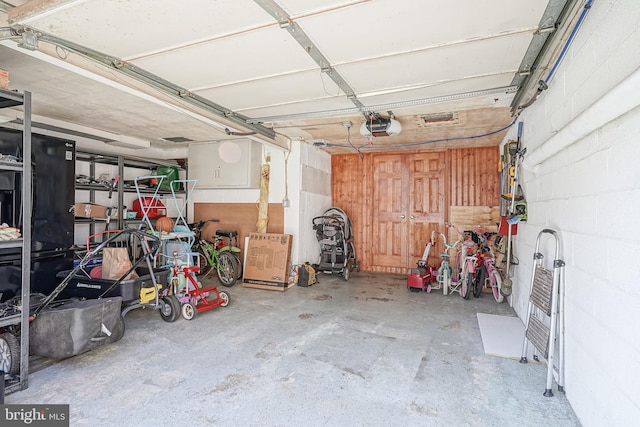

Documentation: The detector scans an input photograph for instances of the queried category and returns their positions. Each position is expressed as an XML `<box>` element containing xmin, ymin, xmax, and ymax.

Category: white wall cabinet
<box><xmin>188</xmin><ymin>139</ymin><xmax>261</xmax><ymax>189</ymax></box>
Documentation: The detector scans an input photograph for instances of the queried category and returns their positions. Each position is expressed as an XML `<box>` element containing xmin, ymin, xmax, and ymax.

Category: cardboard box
<box><xmin>0</xmin><ymin>69</ymin><xmax>8</xmax><ymax>90</ymax></box>
<box><xmin>74</xmin><ymin>203</ymin><xmax>108</xmax><ymax>219</ymax></box>
<box><xmin>243</xmin><ymin>233</ymin><xmax>292</xmax><ymax>291</ymax></box>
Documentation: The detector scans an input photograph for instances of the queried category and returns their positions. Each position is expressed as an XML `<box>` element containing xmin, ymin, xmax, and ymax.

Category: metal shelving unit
<box><xmin>0</xmin><ymin>88</ymin><xmax>32</xmax><ymax>395</ymax></box>
<box><xmin>74</xmin><ymin>151</ymin><xmax>185</xmax><ymax>235</ymax></box>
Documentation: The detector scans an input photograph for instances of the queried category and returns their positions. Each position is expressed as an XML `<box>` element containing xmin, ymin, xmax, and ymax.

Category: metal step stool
<box><xmin>520</xmin><ymin>229</ymin><xmax>565</xmax><ymax>397</ymax></box>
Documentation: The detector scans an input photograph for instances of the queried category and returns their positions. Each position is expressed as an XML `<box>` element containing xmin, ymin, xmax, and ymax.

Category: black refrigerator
<box><xmin>0</xmin><ymin>127</ymin><xmax>75</xmax><ymax>302</ymax></box>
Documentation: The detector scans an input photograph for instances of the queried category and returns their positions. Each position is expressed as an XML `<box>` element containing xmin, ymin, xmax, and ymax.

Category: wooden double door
<box><xmin>372</xmin><ymin>152</ymin><xmax>446</xmax><ymax>272</ymax></box>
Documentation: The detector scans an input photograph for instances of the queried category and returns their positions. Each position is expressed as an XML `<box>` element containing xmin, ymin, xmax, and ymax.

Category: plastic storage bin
<box><xmin>59</xmin><ymin>266</ymin><xmax>170</xmax><ymax>303</ymax></box>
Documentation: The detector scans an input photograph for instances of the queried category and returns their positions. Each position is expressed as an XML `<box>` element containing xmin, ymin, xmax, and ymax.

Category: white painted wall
<box><xmin>294</xmin><ymin>142</ymin><xmax>333</xmax><ymax>266</ymax></box>
<box><xmin>501</xmin><ymin>1</ymin><xmax>640</xmax><ymax>425</ymax></box>
<box><xmin>189</xmin><ymin>140</ymin><xmax>331</xmax><ymax>267</ymax></box>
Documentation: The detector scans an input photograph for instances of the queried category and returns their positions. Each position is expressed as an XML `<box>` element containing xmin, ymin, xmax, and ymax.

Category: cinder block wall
<box><xmin>502</xmin><ymin>1</ymin><xmax>640</xmax><ymax>425</ymax></box>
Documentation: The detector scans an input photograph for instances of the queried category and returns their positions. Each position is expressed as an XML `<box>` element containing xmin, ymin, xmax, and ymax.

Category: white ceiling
<box><xmin>0</xmin><ymin>0</ymin><xmax>580</xmax><ymax>154</ymax></box>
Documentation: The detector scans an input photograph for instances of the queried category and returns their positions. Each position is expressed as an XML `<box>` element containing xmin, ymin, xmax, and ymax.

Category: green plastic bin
<box><xmin>155</xmin><ymin>166</ymin><xmax>180</xmax><ymax>191</ymax></box>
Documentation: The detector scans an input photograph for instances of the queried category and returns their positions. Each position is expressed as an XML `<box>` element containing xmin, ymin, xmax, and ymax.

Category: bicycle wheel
<box><xmin>463</xmin><ymin>272</ymin><xmax>473</xmax><ymax>299</ymax></box>
<box><xmin>182</xmin><ymin>302</ymin><xmax>196</xmax><ymax>320</ymax></box>
<box><xmin>442</xmin><ymin>265</ymin><xmax>449</xmax><ymax>296</ymax></box>
<box><xmin>218</xmin><ymin>291</ymin><xmax>230</xmax><ymax>307</ymax></box>
<box><xmin>229</xmin><ymin>252</ymin><xmax>243</xmax><ymax>279</ymax></box>
<box><xmin>196</xmin><ymin>248</ymin><xmax>211</xmax><ymax>277</ymax></box>
<box><xmin>473</xmin><ymin>265</ymin><xmax>486</xmax><ymax>298</ymax></box>
<box><xmin>491</xmin><ymin>269</ymin><xmax>504</xmax><ymax>303</ymax></box>
<box><xmin>460</xmin><ymin>262</ymin><xmax>472</xmax><ymax>300</ymax></box>
<box><xmin>217</xmin><ymin>252</ymin><xmax>238</xmax><ymax>287</ymax></box>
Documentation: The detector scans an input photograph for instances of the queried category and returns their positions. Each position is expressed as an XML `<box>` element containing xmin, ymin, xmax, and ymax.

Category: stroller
<box><xmin>312</xmin><ymin>207</ymin><xmax>359</xmax><ymax>280</ymax></box>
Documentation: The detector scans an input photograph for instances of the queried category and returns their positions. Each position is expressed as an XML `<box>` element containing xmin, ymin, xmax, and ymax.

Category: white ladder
<box><xmin>520</xmin><ymin>229</ymin><xmax>565</xmax><ymax>397</ymax></box>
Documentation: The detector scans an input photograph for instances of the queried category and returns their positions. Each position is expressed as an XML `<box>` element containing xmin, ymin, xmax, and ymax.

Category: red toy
<box><xmin>166</xmin><ymin>251</ymin><xmax>230</xmax><ymax>320</ymax></box>
<box><xmin>407</xmin><ymin>231</ymin><xmax>436</xmax><ymax>292</ymax></box>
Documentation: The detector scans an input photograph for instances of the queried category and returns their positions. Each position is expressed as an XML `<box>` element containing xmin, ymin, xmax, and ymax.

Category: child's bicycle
<box><xmin>164</xmin><ymin>251</ymin><xmax>230</xmax><ymax>320</ymax></box>
<box><xmin>432</xmin><ymin>230</ymin><xmax>459</xmax><ymax>295</ymax></box>
<box><xmin>447</xmin><ymin>223</ymin><xmax>479</xmax><ymax>300</ymax></box>
<box><xmin>473</xmin><ymin>231</ymin><xmax>505</xmax><ymax>303</ymax></box>
<box><xmin>190</xmin><ymin>220</ymin><xmax>242</xmax><ymax>287</ymax></box>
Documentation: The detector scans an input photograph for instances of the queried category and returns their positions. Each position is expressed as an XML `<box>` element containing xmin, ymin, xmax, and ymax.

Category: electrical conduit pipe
<box><xmin>525</xmin><ymin>66</ymin><xmax>640</xmax><ymax>170</ymax></box>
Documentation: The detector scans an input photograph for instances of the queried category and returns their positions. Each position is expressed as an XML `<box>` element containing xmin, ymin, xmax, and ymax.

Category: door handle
<box><xmin>400</xmin><ymin>215</ymin><xmax>405</xmax><ymax>219</ymax></box>
<box><xmin>410</xmin><ymin>215</ymin><xmax>415</xmax><ymax>219</ymax></box>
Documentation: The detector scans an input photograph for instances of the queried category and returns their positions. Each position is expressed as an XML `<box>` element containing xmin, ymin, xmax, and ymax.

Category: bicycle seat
<box><xmin>216</xmin><ymin>229</ymin><xmax>238</xmax><ymax>238</ymax></box>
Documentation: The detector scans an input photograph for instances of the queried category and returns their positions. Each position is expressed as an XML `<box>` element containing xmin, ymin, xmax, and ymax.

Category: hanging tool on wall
<box><xmin>501</xmin><ymin>152</ymin><xmax>525</xmax><ymax>295</ymax></box>
<box><xmin>502</xmin><ymin>124</ymin><xmax>524</xmax><ymax>202</ymax></box>
<box><xmin>501</xmin><ymin>122</ymin><xmax>528</xmax><ymax>220</ymax></box>
<box><xmin>501</xmin><ymin>123</ymin><xmax>526</xmax><ymax>296</ymax></box>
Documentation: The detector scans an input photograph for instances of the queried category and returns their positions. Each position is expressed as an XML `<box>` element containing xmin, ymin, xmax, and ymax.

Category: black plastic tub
<box><xmin>58</xmin><ymin>266</ymin><xmax>170</xmax><ymax>303</ymax></box>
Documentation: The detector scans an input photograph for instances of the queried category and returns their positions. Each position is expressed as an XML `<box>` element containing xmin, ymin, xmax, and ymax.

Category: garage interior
<box><xmin>1</xmin><ymin>1</ymin><xmax>639</xmax><ymax>426</ymax></box>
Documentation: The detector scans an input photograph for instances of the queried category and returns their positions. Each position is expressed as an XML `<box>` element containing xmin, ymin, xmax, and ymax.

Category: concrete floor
<box><xmin>7</xmin><ymin>272</ymin><xmax>580</xmax><ymax>426</ymax></box>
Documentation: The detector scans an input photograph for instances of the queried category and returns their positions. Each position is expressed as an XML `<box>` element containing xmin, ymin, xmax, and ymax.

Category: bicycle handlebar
<box><xmin>431</xmin><ymin>229</ymin><xmax>460</xmax><ymax>253</ymax></box>
<box><xmin>156</xmin><ymin>251</ymin><xmax>195</xmax><ymax>264</ymax></box>
<box><xmin>188</xmin><ymin>219</ymin><xmax>222</xmax><ymax>235</ymax></box>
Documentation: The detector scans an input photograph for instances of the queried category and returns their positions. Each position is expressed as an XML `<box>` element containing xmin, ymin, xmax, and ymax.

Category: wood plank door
<box><xmin>409</xmin><ymin>152</ymin><xmax>446</xmax><ymax>267</ymax></box>
<box><xmin>372</xmin><ymin>154</ymin><xmax>409</xmax><ymax>268</ymax></box>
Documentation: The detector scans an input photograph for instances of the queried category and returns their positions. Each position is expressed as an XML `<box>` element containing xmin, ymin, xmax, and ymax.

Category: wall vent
<box><xmin>416</xmin><ymin>112</ymin><xmax>459</xmax><ymax>127</ymax></box>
